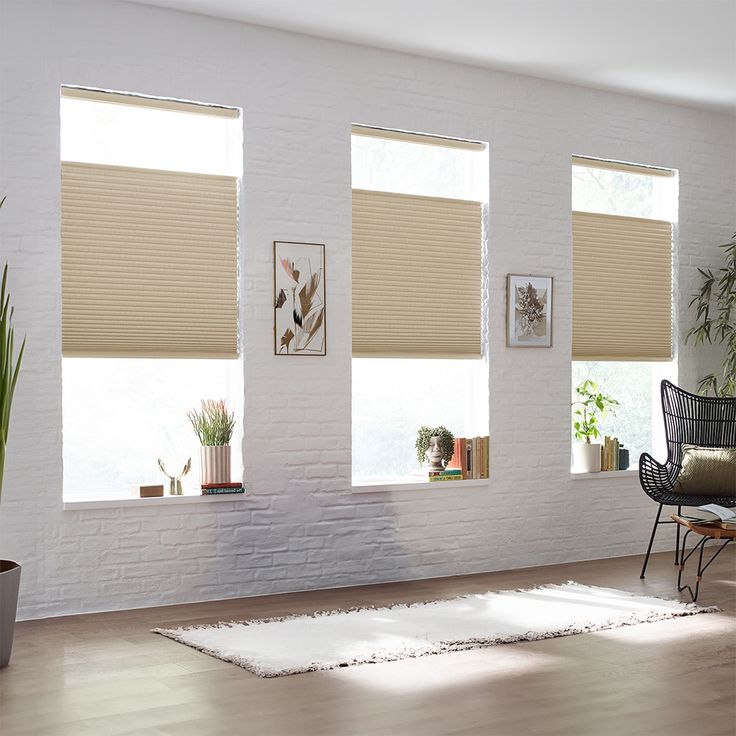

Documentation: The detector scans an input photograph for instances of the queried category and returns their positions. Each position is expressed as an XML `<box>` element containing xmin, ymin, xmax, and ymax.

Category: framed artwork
<box><xmin>506</xmin><ymin>274</ymin><xmax>553</xmax><ymax>348</ymax></box>
<box><xmin>274</xmin><ymin>241</ymin><xmax>326</xmax><ymax>356</ymax></box>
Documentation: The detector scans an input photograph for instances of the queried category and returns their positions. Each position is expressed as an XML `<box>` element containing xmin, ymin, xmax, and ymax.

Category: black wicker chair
<box><xmin>639</xmin><ymin>380</ymin><xmax>736</xmax><ymax>579</ymax></box>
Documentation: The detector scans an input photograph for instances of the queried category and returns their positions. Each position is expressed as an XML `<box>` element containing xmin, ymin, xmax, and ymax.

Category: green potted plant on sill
<box><xmin>415</xmin><ymin>425</ymin><xmax>455</xmax><ymax>472</ymax></box>
<box><xmin>685</xmin><ymin>232</ymin><xmax>736</xmax><ymax>397</ymax></box>
<box><xmin>571</xmin><ymin>379</ymin><xmax>618</xmax><ymax>473</ymax></box>
<box><xmin>187</xmin><ymin>400</ymin><xmax>235</xmax><ymax>486</ymax></box>
<box><xmin>1</xmin><ymin>197</ymin><xmax>26</xmax><ymax>667</ymax></box>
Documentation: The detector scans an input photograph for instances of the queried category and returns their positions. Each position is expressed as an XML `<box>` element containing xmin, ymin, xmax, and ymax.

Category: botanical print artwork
<box><xmin>274</xmin><ymin>241</ymin><xmax>326</xmax><ymax>356</ymax></box>
<box><xmin>506</xmin><ymin>275</ymin><xmax>553</xmax><ymax>347</ymax></box>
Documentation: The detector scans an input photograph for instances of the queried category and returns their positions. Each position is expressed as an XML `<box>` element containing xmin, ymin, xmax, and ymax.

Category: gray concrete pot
<box><xmin>0</xmin><ymin>560</ymin><xmax>21</xmax><ymax>668</ymax></box>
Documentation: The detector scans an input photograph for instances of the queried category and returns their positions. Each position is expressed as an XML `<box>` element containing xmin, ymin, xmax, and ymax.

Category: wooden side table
<box><xmin>671</xmin><ymin>515</ymin><xmax>735</xmax><ymax>601</ymax></box>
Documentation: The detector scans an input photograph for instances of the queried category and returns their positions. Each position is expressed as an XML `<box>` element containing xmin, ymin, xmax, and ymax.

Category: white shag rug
<box><xmin>153</xmin><ymin>582</ymin><xmax>714</xmax><ymax>677</ymax></box>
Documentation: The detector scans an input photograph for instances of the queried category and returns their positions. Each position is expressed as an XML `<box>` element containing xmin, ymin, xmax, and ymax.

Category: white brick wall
<box><xmin>0</xmin><ymin>0</ymin><xmax>733</xmax><ymax>620</ymax></box>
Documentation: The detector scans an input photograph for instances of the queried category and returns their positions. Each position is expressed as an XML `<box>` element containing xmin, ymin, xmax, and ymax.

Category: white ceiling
<box><xmin>130</xmin><ymin>0</ymin><xmax>736</xmax><ymax>112</ymax></box>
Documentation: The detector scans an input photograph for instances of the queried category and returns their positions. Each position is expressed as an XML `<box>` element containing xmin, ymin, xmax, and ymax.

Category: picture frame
<box><xmin>506</xmin><ymin>274</ymin><xmax>553</xmax><ymax>348</ymax></box>
<box><xmin>274</xmin><ymin>241</ymin><xmax>327</xmax><ymax>356</ymax></box>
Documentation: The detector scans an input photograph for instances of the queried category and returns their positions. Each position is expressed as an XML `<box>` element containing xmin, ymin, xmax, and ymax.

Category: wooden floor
<box><xmin>1</xmin><ymin>549</ymin><xmax>734</xmax><ymax>736</ymax></box>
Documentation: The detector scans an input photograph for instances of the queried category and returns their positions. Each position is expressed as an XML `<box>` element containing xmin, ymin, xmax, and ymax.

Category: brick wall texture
<box><xmin>0</xmin><ymin>0</ymin><xmax>734</xmax><ymax>620</ymax></box>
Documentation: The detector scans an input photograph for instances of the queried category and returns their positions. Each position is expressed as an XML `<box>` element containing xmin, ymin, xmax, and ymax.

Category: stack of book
<box><xmin>428</xmin><ymin>468</ymin><xmax>463</xmax><ymax>483</ymax></box>
<box><xmin>601</xmin><ymin>436</ymin><xmax>620</xmax><ymax>472</ymax></box>
<box><xmin>445</xmin><ymin>436</ymin><xmax>490</xmax><ymax>479</ymax></box>
<box><xmin>201</xmin><ymin>482</ymin><xmax>244</xmax><ymax>495</ymax></box>
<box><xmin>681</xmin><ymin>504</ymin><xmax>736</xmax><ymax>530</ymax></box>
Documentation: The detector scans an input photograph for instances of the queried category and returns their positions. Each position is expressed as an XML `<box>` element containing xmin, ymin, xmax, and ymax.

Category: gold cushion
<box><xmin>674</xmin><ymin>445</ymin><xmax>736</xmax><ymax>496</ymax></box>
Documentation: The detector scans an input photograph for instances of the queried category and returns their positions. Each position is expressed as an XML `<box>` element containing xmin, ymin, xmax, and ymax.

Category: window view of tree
<box><xmin>352</xmin><ymin>359</ymin><xmax>488</xmax><ymax>483</ymax></box>
<box><xmin>571</xmin><ymin>362</ymin><xmax>653</xmax><ymax>465</ymax></box>
<box><xmin>572</xmin><ymin>164</ymin><xmax>677</xmax><ymax>222</ymax></box>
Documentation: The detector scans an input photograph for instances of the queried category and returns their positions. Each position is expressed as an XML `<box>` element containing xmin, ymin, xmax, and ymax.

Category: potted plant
<box><xmin>572</xmin><ymin>380</ymin><xmax>618</xmax><ymax>473</ymax></box>
<box><xmin>685</xmin><ymin>232</ymin><xmax>735</xmax><ymax>397</ymax></box>
<box><xmin>415</xmin><ymin>425</ymin><xmax>455</xmax><ymax>472</ymax></box>
<box><xmin>187</xmin><ymin>400</ymin><xmax>235</xmax><ymax>485</ymax></box>
<box><xmin>1</xmin><ymin>251</ymin><xmax>26</xmax><ymax>666</ymax></box>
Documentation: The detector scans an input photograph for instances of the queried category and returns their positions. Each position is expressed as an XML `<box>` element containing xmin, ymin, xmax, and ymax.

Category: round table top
<box><xmin>671</xmin><ymin>514</ymin><xmax>736</xmax><ymax>539</ymax></box>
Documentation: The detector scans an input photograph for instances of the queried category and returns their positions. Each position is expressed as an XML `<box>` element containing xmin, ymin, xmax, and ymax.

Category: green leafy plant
<box><xmin>685</xmin><ymin>233</ymin><xmax>736</xmax><ymax>397</ymax></box>
<box><xmin>415</xmin><ymin>425</ymin><xmax>455</xmax><ymax>466</ymax></box>
<box><xmin>187</xmin><ymin>400</ymin><xmax>235</xmax><ymax>446</ymax></box>
<box><xmin>572</xmin><ymin>380</ymin><xmax>618</xmax><ymax>444</ymax></box>
<box><xmin>0</xmin><ymin>198</ymin><xmax>26</xmax><ymax>499</ymax></box>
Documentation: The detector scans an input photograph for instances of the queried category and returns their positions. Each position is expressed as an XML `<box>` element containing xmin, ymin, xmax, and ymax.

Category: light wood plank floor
<box><xmin>1</xmin><ymin>549</ymin><xmax>734</xmax><ymax>736</ymax></box>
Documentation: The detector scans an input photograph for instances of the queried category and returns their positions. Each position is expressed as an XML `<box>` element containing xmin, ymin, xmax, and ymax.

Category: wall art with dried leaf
<box><xmin>274</xmin><ymin>241</ymin><xmax>326</xmax><ymax>356</ymax></box>
<box><xmin>506</xmin><ymin>274</ymin><xmax>553</xmax><ymax>348</ymax></box>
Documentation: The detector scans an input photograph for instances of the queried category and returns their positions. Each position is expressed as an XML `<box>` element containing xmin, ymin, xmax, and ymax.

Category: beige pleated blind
<box><xmin>61</xmin><ymin>162</ymin><xmax>238</xmax><ymax>358</ymax></box>
<box><xmin>572</xmin><ymin>210</ymin><xmax>673</xmax><ymax>361</ymax></box>
<box><xmin>352</xmin><ymin>189</ymin><xmax>483</xmax><ymax>357</ymax></box>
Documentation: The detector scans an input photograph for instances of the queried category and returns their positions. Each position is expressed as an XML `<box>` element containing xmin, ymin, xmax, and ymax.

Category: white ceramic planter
<box><xmin>200</xmin><ymin>445</ymin><xmax>231</xmax><ymax>485</ymax></box>
<box><xmin>572</xmin><ymin>442</ymin><xmax>601</xmax><ymax>473</ymax></box>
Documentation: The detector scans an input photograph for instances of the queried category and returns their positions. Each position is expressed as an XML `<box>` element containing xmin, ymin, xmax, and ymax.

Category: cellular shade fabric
<box><xmin>61</xmin><ymin>161</ymin><xmax>238</xmax><ymax>358</ymax></box>
<box><xmin>352</xmin><ymin>189</ymin><xmax>482</xmax><ymax>357</ymax></box>
<box><xmin>572</xmin><ymin>210</ymin><xmax>673</xmax><ymax>361</ymax></box>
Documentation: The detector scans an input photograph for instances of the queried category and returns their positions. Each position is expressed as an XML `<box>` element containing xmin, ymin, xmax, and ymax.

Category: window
<box><xmin>571</xmin><ymin>156</ymin><xmax>678</xmax><ymax>467</ymax></box>
<box><xmin>351</xmin><ymin>127</ymin><xmax>489</xmax><ymax>485</ymax></box>
<box><xmin>61</xmin><ymin>87</ymin><xmax>243</xmax><ymax>500</ymax></box>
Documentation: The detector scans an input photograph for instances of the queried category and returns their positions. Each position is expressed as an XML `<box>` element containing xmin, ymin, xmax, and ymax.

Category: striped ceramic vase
<box><xmin>200</xmin><ymin>445</ymin><xmax>231</xmax><ymax>485</ymax></box>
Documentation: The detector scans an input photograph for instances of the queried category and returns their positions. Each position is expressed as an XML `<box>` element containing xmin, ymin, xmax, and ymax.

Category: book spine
<box><xmin>614</xmin><ymin>438</ymin><xmax>619</xmax><ymax>471</ymax></box>
<box><xmin>201</xmin><ymin>488</ymin><xmax>245</xmax><ymax>495</ymax></box>
<box><xmin>467</xmin><ymin>438</ymin><xmax>473</xmax><ymax>479</ymax></box>
<box><xmin>459</xmin><ymin>438</ymin><xmax>468</xmax><ymax>479</ymax></box>
<box><xmin>429</xmin><ymin>474</ymin><xmax>463</xmax><ymax>482</ymax></box>
<box><xmin>602</xmin><ymin>437</ymin><xmax>607</xmax><ymax>471</ymax></box>
<box><xmin>478</xmin><ymin>437</ymin><xmax>483</xmax><ymax>479</ymax></box>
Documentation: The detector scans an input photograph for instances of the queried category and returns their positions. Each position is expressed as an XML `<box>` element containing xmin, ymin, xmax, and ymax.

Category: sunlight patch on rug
<box><xmin>153</xmin><ymin>582</ymin><xmax>715</xmax><ymax>677</ymax></box>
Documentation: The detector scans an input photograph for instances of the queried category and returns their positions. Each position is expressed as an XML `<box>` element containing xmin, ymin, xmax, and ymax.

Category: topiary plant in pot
<box><xmin>0</xmin><ymin>197</ymin><xmax>26</xmax><ymax>667</ymax></box>
<box><xmin>685</xmin><ymin>232</ymin><xmax>736</xmax><ymax>397</ymax></box>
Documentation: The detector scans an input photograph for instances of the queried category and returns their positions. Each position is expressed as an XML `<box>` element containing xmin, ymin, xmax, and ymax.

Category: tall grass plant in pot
<box><xmin>188</xmin><ymin>400</ymin><xmax>235</xmax><ymax>485</ymax></box>
<box><xmin>0</xmin><ymin>248</ymin><xmax>26</xmax><ymax>667</ymax></box>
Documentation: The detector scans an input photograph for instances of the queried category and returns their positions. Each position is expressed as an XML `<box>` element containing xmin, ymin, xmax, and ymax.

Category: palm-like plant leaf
<box><xmin>687</xmin><ymin>233</ymin><xmax>736</xmax><ymax>396</ymax></box>
<box><xmin>0</xmin><ymin>260</ymin><xmax>26</xmax><ymax>499</ymax></box>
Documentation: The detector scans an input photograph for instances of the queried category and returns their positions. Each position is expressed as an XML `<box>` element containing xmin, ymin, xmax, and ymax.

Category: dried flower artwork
<box><xmin>506</xmin><ymin>274</ymin><xmax>553</xmax><ymax>347</ymax></box>
<box><xmin>274</xmin><ymin>242</ymin><xmax>326</xmax><ymax>356</ymax></box>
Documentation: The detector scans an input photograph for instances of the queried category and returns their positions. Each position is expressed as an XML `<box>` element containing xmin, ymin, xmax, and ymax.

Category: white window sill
<box><xmin>569</xmin><ymin>469</ymin><xmax>638</xmax><ymax>480</ymax></box>
<box><xmin>63</xmin><ymin>492</ymin><xmax>248</xmax><ymax>510</ymax></box>
<box><xmin>352</xmin><ymin>478</ymin><xmax>489</xmax><ymax>494</ymax></box>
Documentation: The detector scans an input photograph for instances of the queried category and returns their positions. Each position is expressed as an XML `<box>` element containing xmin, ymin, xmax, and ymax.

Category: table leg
<box><xmin>677</xmin><ymin>531</ymin><xmax>731</xmax><ymax>603</ymax></box>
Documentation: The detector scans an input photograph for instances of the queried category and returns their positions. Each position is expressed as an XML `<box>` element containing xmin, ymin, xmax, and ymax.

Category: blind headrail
<box><xmin>352</xmin><ymin>124</ymin><xmax>485</xmax><ymax>151</ymax></box>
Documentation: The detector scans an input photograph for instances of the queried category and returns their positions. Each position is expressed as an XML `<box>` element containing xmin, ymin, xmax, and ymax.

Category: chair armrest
<box><xmin>639</xmin><ymin>453</ymin><xmax>678</xmax><ymax>496</ymax></box>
